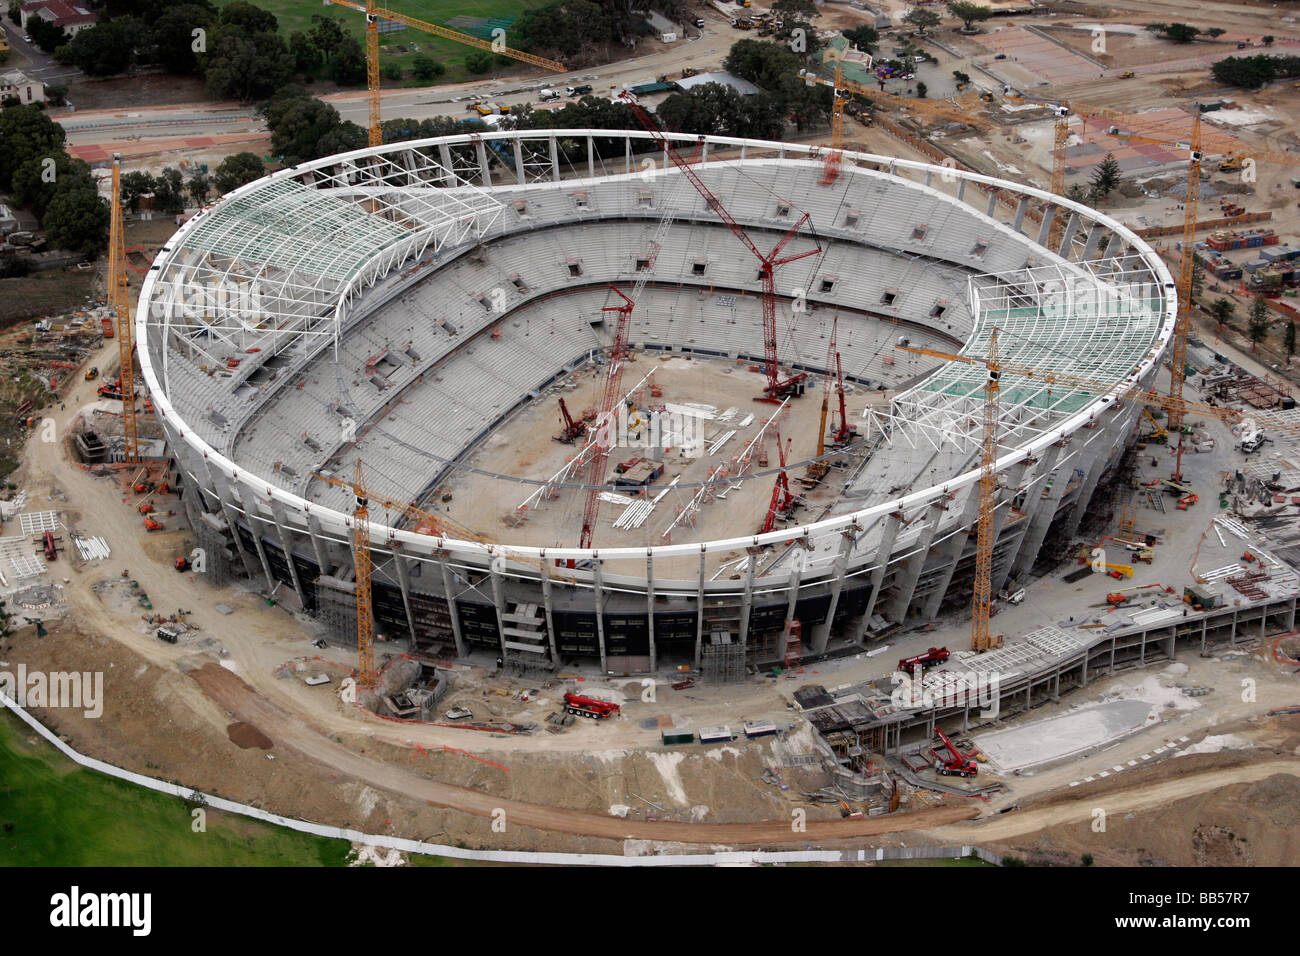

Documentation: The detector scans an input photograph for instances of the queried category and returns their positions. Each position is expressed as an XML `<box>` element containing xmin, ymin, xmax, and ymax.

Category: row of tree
<box><xmin>0</xmin><ymin>104</ymin><xmax>106</xmax><ymax>255</ymax></box>
<box><xmin>1211</xmin><ymin>54</ymin><xmax>1300</xmax><ymax>89</ymax></box>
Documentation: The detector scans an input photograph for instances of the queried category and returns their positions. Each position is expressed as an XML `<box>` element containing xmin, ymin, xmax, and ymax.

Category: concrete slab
<box><xmin>973</xmin><ymin>698</ymin><xmax>1152</xmax><ymax>772</ymax></box>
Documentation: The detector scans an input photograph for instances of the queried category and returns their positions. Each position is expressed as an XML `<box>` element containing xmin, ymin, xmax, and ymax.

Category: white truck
<box><xmin>538</xmin><ymin>88</ymin><xmax>560</xmax><ymax>101</ymax></box>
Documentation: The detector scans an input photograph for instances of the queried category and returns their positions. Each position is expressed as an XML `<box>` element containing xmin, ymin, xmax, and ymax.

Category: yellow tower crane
<box><xmin>349</xmin><ymin>459</ymin><xmax>377</xmax><ymax>691</ymax></box>
<box><xmin>108</xmin><ymin>154</ymin><xmax>138</xmax><ymax>462</ymax></box>
<box><xmin>971</xmin><ymin>329</ymin><xmax>1002</xmax><ymax>655</ymax></box>
<box><xmin>326</xmin><ymin>0</ymin><xmax>566</xmax><ymax>147</ymax></box>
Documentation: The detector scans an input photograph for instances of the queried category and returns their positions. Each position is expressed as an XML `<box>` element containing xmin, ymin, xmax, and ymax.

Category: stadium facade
<box><xmin>136</xmin><ymin>129</ymin><xmax>1176</xmax><ymax>674</ymax></box>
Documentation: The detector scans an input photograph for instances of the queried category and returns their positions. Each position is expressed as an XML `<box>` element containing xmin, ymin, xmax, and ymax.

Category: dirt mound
<box><xmin>991</xmin><ymin>769</ymin><xmax>1300</xmax><ymax>866</ymax></box>
<box><xmin>227</xmin><ymin>722</ymin><xmax>272</xmax><ymax>750</ymax></box>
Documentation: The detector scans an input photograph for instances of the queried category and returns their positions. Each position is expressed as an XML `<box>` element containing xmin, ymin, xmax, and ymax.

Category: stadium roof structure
<box><xmin>137</xmin><ymin>129</ymin><xmax>1176</xmax><ymax>564</ymax></box>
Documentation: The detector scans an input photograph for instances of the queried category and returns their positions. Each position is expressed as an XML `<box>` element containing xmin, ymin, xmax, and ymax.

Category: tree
<box><xmin>773</xmin><ymin>0</ymin><xmax>819</xmax><ymax>19</ymax></box>
<box><xmin>903</xmin><ymin>8</ymin><xmax>942</xmax><ymax>36</ymax></box>
<box><xmin>1190</xmin><ymin>259</ymin><xmax>1204</xmax><ymax>306</ymax></box>
<box><xmin>916</xmin><ymin>80</ymin><xmax>928</xmax><ymax>98</ymax></box>
<box><xmin>203</xmin><ymin>30</ymin><xmax>293</xmax><ymax>102</ymax></box>
<box><xmin>948</xmin><ymin>2</ymin><xmax>993</xmax><ymax>32</ymax></box>
<box><xmin>1212</xmin><ymin>55</ymin><xmax>1276</xmax><ymax>89</ymax></box>
<box><xmin>1248</xmin><ymin>294</ymin><xmax>1270</xmax><ymax>350</ymax></box>
<box><xmin>411</xmin><ymin>55</ymin><xmax>445</xmax><ymax>82</ymax></box>
<box><xmin>152</xmin><ymin>4</ymin><xmax>218</xmax><ymax>75</ymax></box>
<box><xmin>260</xmin><ymin>91</ymin><xmax>365</xmax><ymax>164</ymax></box>
<box><xmin>1065</xmin><ymin>182</ymin><xmax>1089</xmax><ymax>202</ymax></box>
<box><xmin>44</xmin><ymin>83</ymin><xmax>68</xmax><ymax>107</ymax></box>
<box><xmin>152</xmin><ymin>167</ymin><xmax>186</xmax><ymax>215</ymax></box>
<box><xmin>0</xmin><ymin>104</ymin><xmax>66</xmax><ymax>191</ymax></box>
<box><xmin>952</xmin><ymin>69</ymin><xmax>971</xmax><ymax>88</ymax></box>
<box><xmin>289</xmin><ymin>32</ymin><xmax>322</xmax><ymax>78</ymax></box>
<box><xmin>0</xmin><ymin>597</ymin><xmax>12</xmax><ymax>638</ymax></box>
<box><xmin>843</xmin><ymin>25</ymin><xmax>879</xmax><ymax>53</ymax></box>
<box><xmin>119</xmin><ymin>169</ymin><xmax>155</xmax><ymax>213</ymax></box>
<box><xmin>7</xmin><ymin>1</ymin><xmax>20</xmax><ymax>26</ymax></box>
<box><xmin>1263</xmin><ymin>35</ymin><xmax>1275</xmax><ymax>47</ymax></box>
<box><xmin>1089</xmin><ymin>152</ymin><xmax>1122</xmax><ymax>201</ymax></box>
<box><xmin>1155</xmin><ymin>23</ymin><xmax>1201</xmax><ymax>43</ymax></box>
<box><xmin>27</xmin><ymin>16</ymin><xmax>67</xmax><ymax>54</ymax></box>
<box><xmin>217</xmin><ymin>0</ymin><xmax>278</xmax><ymax>36</ymax></box>
<box><xmin>329</xmin><ymin>35</ymin><xmax>366</xmax><ymax>85</ymax></box>
<box><xmin>1210</xmin><ymin>297</ymin><xmax>1236</xmax><ymax>328</ymax></box>
<box><xmin>212</xmin><ymin>152</ymin><xmax>265</xmax><ymax>194</ymax></box>
<box><xmin>381</xmin><ymin>61</ymin><xmax>402</xmax><ymax>81</ymax></box>
<box><xmin>309</xmin><ymin>15</ymin><xmax>347</xmax><ymax>63</ymax></box>
<box><xmin>43</xmin><ymin>183</ymin><xmax>109</xmax><ymax>255</ymax></box>
<box><xmin>516</xmin><ymin>0</ymin><xmax>628</xmax><ymax>59</ymax></box>
<box><xmin>10</xmin><ymin>153</ymin><xmax>92</xmax><ymax>219</ymax></box>
<box><xmin>465</xmin><ymin>50</ymin><xmax>495</xmax><ymax>74</ymax></box>
<box><xmin>1286</xmin><ymin>320</ymin><xmax>1296</xmax><ymax>363</ymax></box>
<box><xmin>187</xmin><ymin>169</ymin><xmax>211</xmax><ymax>206</ymax></box>
<box><xmin>57</xmin><ymin>18</ymin><xmax>149</xmax><ymax>76</ymax></box>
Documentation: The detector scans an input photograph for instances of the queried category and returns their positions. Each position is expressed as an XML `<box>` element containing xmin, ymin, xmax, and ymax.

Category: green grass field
<box><xmin>220</xmin><ymin>0</ymin><xmax>556</xmax><ymax>86</ymax></box>
<box><xmin>0</xmin><ymin>710</ymin><xmax>356</xmax><ymax>866</ymax></box>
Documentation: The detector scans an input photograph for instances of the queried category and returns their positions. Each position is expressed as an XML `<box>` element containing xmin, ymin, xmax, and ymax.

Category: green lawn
<box><xmin>0</xmin><ymin>710</ymin><xmax>354</xmax><ymax>866</ymax></box>
<box><xmin>221</xmin><ymin>0</ymin><xmax>557</xmax><ymax>86</ymax></box>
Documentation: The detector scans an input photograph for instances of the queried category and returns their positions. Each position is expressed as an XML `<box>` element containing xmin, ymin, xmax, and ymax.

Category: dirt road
<box><xmin>188</xmin><ymin>662</ymin><xmax>977</xmax><ymax>844</ymax></box>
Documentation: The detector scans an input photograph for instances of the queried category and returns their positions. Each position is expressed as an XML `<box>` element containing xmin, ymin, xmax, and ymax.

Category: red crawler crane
<box><xmin>578</xmin><ymin>286</ymin><xmax>635</xmax><ymax>549</ymax></box>
<box><xmin>619</xmin><ymin>92</ymin><xmax>821</xmax><ymax>403</ymax></box>
<box><xmin>758</xmin><ymin>428</ymin><xmax>800</xmax><ymax>535</ymax></box>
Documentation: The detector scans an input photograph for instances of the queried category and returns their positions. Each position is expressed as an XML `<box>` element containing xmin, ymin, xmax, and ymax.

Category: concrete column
<box><xmin>489</xmin><ymin>556</ymin><xmax>508</xmax><ymax>660</ymax></box>
<box><xmin>592</xmin><ymin>558</ymin><xmax>608</xmax><ymax>673</ymax></box>
<box><xmin>986</xmin><ymin>189</ymin><xmax>998</xmax><ymax>217</ymax></box>
<box><xmin>921</xmin><ymin>485</ymin><xmax>983</xmax><ymax>621</ymax></box>
<box><xmin>549</xmin><ymin>135</ymin><xmax>560</xmax><ymax>182</ymax></box>
<box><xmin>208</xmin><ymin>468</ymin><xmax>259</xmax><ymax>582</ymax></box>
<box><xmin>587</xmin><ymin>136</ymin><xmax>595</xmax><ymax>178</ymax></box>
<box><xmin>1036</xmin><ymin>207</ymin><xmax>1055</xmax><ymax>247</ymax></box>
<box><xmin>1061</xmin><ymin>437</ymin><xmax>1110</xmax><ymax>540</ymax></box>
<box><xmin>237</xmin><ymin>479</ymin><xmax>276</xmax><ymax>591</ymax></box>
<box><xmin>956</xmin><ymin>179</ymin><xmax>966</xmax><ymax>202</ymax></box>
<box><xmin>392</xmin><ymin>551</ymin><xmax>418</xmax><ymax>642</ymax></box>
<box><xmin>986</xmin><ymin>459</ymin><xmax>1031</xmax><ymax>594</ymax></box>
<box><xmin>438</xmin><ymin>144</ymin><xmax>455</xmax><ymax>186</ymax></box>
<box><xmin>305</xmin><ymin>514</ymin><xmax>332</xmax><ymax>579</ymax></box>
<box><xmin>512</xmin><ymin>139</ymin><xmax>526</xmax><ymax>185</ymax></box>
<box><xmin>1013</xmin><ymin>197</ymin><xmax>1028</xmax><ymax>233</ymax></box>
<box><xmin>1010</xmin><ymin>441</ymin><xmax>1069</xmax><ymax>581</ymax></box>
<box><xmin>645</xmin><ymin>553</ymin><xmax>657</xmax><ymax>672</ymax></box>
<box><xmin>269</xmin><ymin>498</ymin><xmax>307</xmax><ymax>607</ymax></box>
<box><xmin>540</xmin><ymin>561</ymin><xmax>558</xmax><ymax>663</ymax></box>
<box><xmin>693</xmin><ymin>549</ymin><xmax>706</xmax><ymax>668</ymax></box>
<box><xmin>475</xmin><ymin>139</ymin><xmax>491</xmax><ymax>187</ymax></box>
<box><xmin>1057</xmin><ymin>211</ymin><xmax>1081</xmax><ymax>258</ymax></box>
<box><xmin>856</xmin><ymin>512</ymin><xmax>903</xmax><ymax>641</ymax></box>
<box><xmin>439</xmin><ymin>557</ymin><xmax>466</xmax><ymax>658</ymax></box>
<box><xmin>886</xmin><ymin>501</ymin><xmax>944</xmax><ymax>622</ymax></box>
<box><xmin>784</xmin><ymin>548</ymin><xmax>806</xmax><ymax>625</ymax></box>
<box><xmin>1081</xmin><ymin>222</ymin><xmax>1104</xmax><ymax>260</ymax></box>
<box><xmin>813</xmin><ymin>527</ymin><xmax>858</xmax><ymax>653</ymax></box>
<box><xmin>738</xmin><ymin>553</ymin><xmax>757</xmax><ymax>647</ymax></box>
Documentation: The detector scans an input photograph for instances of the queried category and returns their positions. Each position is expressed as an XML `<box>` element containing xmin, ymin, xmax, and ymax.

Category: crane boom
<box><xmin>350</xmin><ymin>460</ymin><xmax>377</xmax><ymax>690</ymax></box>
<box><xmin>109</xmin><ymin>155</ymin><xmax>138</xmax><ymax>462</ymax></box>
<box><xmin>619</xmin><ymin>92</ymin><xmax>821</xmax><ymax>400</ymax></box>
<box><xmin>971</xmin><ymin>330</ymin><xmax>1001</xmax><ymax>655</ymax></box>
<box><xmin>579</xmin><ymin>286</ymin><xmax>635</xmax><ymax>549</ymax></box>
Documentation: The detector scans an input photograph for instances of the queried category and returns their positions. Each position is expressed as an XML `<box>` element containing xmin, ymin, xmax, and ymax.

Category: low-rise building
<box><xmin>19</xmin><ymin>0</ymin><xmax>97</xmax><ymax>36</ymax></box>
<box><xmin>1</xmin><ymin>69</ymin><xmax>45</xmax><ymax>105</ymax></box>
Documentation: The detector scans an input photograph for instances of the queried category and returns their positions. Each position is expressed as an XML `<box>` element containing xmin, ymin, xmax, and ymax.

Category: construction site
<box><xmin>2</xmin><ymin>0</ymin><xmax>1300</xmax><ymax>869</ymax></box>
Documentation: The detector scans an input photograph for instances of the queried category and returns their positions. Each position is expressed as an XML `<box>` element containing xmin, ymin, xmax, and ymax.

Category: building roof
<box><xmin>1</xmin><ymin>70</ymin><xmax>38</xmax><ymax>87</ymax></box>
<box><xmin>673</xmin><ymin>72</ymin><xmax>761</xmax><ymax>96</ymax></box>
<box><xmin>22</xmin><ymin>0</ymin><xmax>96</xmax><ymax>26</ymax></box>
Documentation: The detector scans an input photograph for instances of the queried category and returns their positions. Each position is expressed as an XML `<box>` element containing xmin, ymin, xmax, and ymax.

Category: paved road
<box><xmin>0</xmin><ymin>19</ymin><xmax>83</xmax><ymax>88</ymax></box>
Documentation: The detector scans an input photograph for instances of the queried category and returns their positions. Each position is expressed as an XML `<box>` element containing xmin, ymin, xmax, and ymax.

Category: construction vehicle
<box><xmin>1141</xmin><ymin>408</ymin><xmax>1168</xmax><ymax>444</ymax></box>
<box><xmin>932</xmin><ymin>728</ymin><xmax>979</xmax><ymax>777</ymax></box>
<box><xmin>84</xmin><ymin>366</ymin><xmax>99</xmax><ymax>381</ymax></box>
<box><xmin>100</xmin><ymin>317</ymin><xmax>114</xmax><ymax>338</ymax></box>
<box><xmin>1098</xmin><ymin>562</ymin><xmax>1134</xmax><ymax>579</ymax></box>
<box><xmin>759</xmin><ymin>429</ymin><xmax>802</xmax><ymax>535</ymax></box>
<box><xmin>1178</xmin><ymin>493</ymin><xmax>1199</xmax><ymax>510</ymax></box>
<box><xmin>554</xmin><ymin>397</ymin><xmax>586</xmax><ymax>443</ymax></box>
<box><xmin>1133</xmin><ymin>547</ymin><xmax>1155</xmax><ymax>564</ymax></box>
<box><xmin>1119</xmin><ymin>70</ymin><xmax>1135</xmax><ymax>78</ymax></box>
<box><xmin>899</xmin><ymin>646</ymin><xmax>950</xmax><ymax>674</ymax></box>
<box><xmin>37</xmin><ymin>531</ymin><xmax>61</xmax><ymax>561</ymax></box>
<box><xmin>563</xmin><ymin>692</ymin><xmax>620</xmax><ymax>719</ymax></box>
<box><xmin>174</xmin><ymin>556</ymin><xmax>191</xmax><ymax>572</ymax></box>
<box><xmin>142</xmin><ymin>516</ymin><xmax>164</xmax><ymax>532</ymax></box>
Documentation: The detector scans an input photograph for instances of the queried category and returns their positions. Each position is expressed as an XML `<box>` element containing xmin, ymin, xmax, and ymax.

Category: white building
<box><xmin>19</xmin><ymin>0</ymin><xmax>97</xmax><ymax>36</ymax></box>
<box><xmin>1</xmin><ymin>70</ymin><xmax>45</xmax><ymax>105</ymax></box>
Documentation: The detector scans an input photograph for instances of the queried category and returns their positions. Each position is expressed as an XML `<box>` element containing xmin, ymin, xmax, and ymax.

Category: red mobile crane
<box><xmin>898</xmin><ymin>645</ymin><xmax>950</xmax><ymax>674</ymax></box>
<box><xmin>830</xmin><ymin>352</ymin><xmax>857</xmax><ymax>447</ymax></box>
<box><xmin>554</xmin><ymin>397</ymin><xmax>586</xmax><ymax>444</ymax></box>
<box><xmin>618</xmin><ymin>92</ymin><xmax>821</xmax><ymax>403</ymax></box>
<box><xmin>932</xmin><ymin>728</ymin><xmax>979</xmax><ymax>778</ymax></box>
<box><xmin>564</xmin><ymin>692</ymin><xmax>621</xmax><ymax>719</ymax></box>
<box><xmin>578</xmin><ymin>286</ymin><xmax>635</xmax><ymax>549</ymax></box>
<box><xmin>758</xmin><ymin>429</ymin><xmax>802</xmax><ymax>535</ymax></box>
